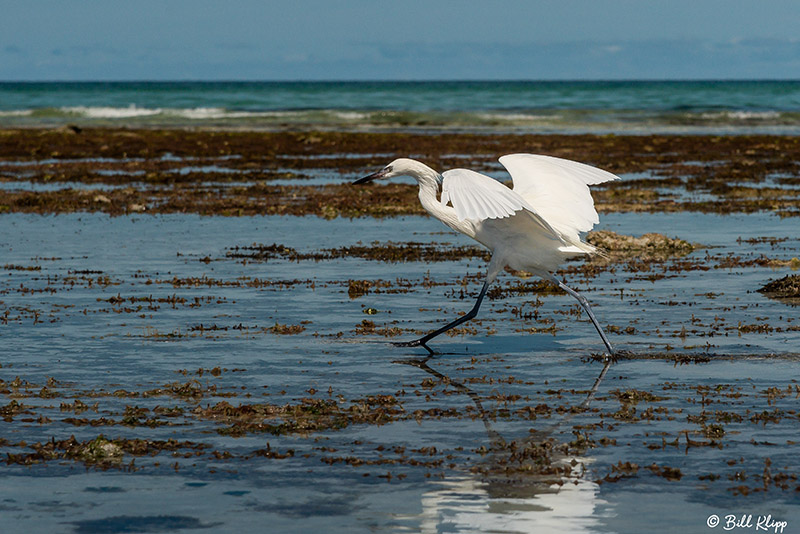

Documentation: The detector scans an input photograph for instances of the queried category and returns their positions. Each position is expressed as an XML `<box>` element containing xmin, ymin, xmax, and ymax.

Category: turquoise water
<box><xmin>1</xmin><ymin>80</ymin><xmax>799</xmax><ymax>133</ymax></box>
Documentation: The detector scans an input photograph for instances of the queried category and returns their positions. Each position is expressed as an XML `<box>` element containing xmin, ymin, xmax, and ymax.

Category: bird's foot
<box><xmin>588</xmin><ymin>350</ymin><xmax>622</xmax><ymax>364</ymax></box>
<box><xmin>392</xmin><ymin>338</ymin><xmax>436</xmax><ymax>355</ymax></box>
<box><xmin>603</xmin><ymin>348</ymin><xmax>634</xmax><ymax>364</ymax></box>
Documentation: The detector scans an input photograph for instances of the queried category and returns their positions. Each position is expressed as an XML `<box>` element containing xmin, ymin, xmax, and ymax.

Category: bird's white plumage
<box><xmin>441</xmin><ymin>168</ymin><xmax>531</xmax><ymax>221</ymax></box>
<box><xmin>361</xmin><ymin>153</ymin><xmax>617</xmax><ymax>265</ymax></box>
<box><xmin>441</xmin><ymin>167</ymin><xmax>565</xmax><ymax>243</ymax></box>
<box><xmin>498</xmin><ymin>154</ymin><xmax>618</xmax><ymax>243</ymax></box>
<box><xmin>355</xmin><ymin>154</ymin><xmax>619</xmax><ymax>355</ymax></box>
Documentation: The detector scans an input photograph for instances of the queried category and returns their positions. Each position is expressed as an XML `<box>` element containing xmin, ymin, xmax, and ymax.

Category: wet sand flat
<box><xmin>1</xmin><ymin>129</ymin><xmax>799</xmax><ymax>533</ymax></box>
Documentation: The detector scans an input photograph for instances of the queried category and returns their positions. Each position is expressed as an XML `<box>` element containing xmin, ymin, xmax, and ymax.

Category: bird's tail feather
<box><xmin>559</xmin><ymin>239</ymin><xmax>607</xmax><ymax>258</ymax></box>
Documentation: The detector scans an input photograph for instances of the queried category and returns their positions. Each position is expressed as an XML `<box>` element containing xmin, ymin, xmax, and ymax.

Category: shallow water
<box><xmin>1</xmin><ymin>211</ymin><xmax>799</xmax><ymax>533</ymax></box>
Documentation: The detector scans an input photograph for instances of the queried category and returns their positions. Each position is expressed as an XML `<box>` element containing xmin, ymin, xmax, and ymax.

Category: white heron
<box><xmin>354</xmin><ymin>154</ymin><xmax>619</xmax><ymax>357</ymax></box>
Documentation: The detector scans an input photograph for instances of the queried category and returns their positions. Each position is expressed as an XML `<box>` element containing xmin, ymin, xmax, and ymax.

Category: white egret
<box><xmin>354</xmin><ymin>154</ymin><xmax>619</xmax><ymax>356</ymax></box>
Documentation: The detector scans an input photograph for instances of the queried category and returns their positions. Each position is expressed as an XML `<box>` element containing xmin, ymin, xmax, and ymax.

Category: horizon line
<box><xmin>2</xmin><ymin>78</ymin><xmax>800</xmax><ymax>84</ymax></box>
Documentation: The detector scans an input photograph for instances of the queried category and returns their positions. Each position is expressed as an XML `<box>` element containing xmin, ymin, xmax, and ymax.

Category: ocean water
<box><xmin>1</xmin><ymin>80</ymin><xmax>799</xmax><ymax>134</ymax></box>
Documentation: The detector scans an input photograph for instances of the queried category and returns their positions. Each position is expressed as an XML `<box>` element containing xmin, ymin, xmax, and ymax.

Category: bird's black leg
<box><xmin>556</xmin><ymin>280</ymin><xmax>615</xmax><ymax>358</ymax></box>
<box><xmin>394</xmin><ymin>281</ymin><xmax>490</xmax><ymax>355</ymax></box>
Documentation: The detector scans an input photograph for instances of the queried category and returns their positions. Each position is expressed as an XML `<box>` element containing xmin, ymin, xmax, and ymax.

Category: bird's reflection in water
<box><xmin>395</xmin><ymin>356</ymin><xmax>612</xmax><ymax>533</ymax></box>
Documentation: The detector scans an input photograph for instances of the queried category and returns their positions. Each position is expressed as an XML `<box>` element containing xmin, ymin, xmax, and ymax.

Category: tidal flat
<box><xmin>1</xmin><ymin>129</ymin><xmax>799</xmax><ymax>533</ymax></box>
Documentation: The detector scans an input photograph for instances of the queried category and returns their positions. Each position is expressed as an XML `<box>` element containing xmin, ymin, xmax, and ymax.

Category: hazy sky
<box><xmin>2</xmin><ymin>1</ymin><xmax>799</xmax><ymax>80</ymax></box>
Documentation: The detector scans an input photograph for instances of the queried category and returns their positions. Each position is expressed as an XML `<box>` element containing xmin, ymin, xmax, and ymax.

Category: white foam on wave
<box><xmin>57</xmin><ymin>105</ymin><xmax>285</xmax><ymax>121</ymax></box>
<box><xmin>170</xmin><ymin>107</ymin><xmax>228</xmax><ymax>120</ymax></box>
<box><xmin>477</xmin><ymin>112</ymin><xmax>556</xmax><ymax>122</ymax></box>
<box><xmin>169</xmin><ymin>107</ymin><xmax>255</xmax><ymax>120</ymax></box>
<box><xmin>257</xmin><ymin>110</ymin><xmax>304</xmax><ymax>118</ymax></box>
<box><xmin>0</xmin><ymin>109</ymin><xmax>34</xmax><ymax>117</ymax></box>
<box><xmin>61</xmin><ymin>105</ymin><xmax>162</xmax><ymax>119</ymax></box>
<box><xmin>333</xmin><ymin>111</ymin><xmax>370</xmax><ymax>121</ymax></box>
<box><xmin>168</xmin><ymin>108</ymin><xmax>308</xmax><ymax>120</ymax></box>
<box><xmin>701</xmin><ymin>110</ymin><xmax>782</xmax><ymax>121</ymax></box>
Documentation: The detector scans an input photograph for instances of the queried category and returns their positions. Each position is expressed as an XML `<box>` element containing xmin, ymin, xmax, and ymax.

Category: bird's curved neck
<box><xmin>414</xmin><ymin>168</ymin><xmax>472</xmax><ymax>237</ymax></box>
<box><xmin>414</xmin><ymin>169</ymin><xmax>445</xmax><ymax>215</ymax></box>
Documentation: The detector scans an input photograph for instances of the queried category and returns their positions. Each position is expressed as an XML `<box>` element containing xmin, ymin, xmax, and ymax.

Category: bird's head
<box><xmin>354</xmin><ymin>158</ymin><xmax>438</xmax><ymax>185</ymax></box>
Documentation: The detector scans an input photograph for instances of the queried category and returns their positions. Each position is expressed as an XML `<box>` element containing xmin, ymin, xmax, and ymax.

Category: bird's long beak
<box><xmin>353</xmin><ymin>167</ymin><xmax>389</xmax><ymax>185</ymax></box>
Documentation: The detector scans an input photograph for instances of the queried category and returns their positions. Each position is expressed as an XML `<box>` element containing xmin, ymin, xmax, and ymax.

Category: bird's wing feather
<box><xmin>442</xmin><ymin>168</ymin><xmax>530</xmax><ymax>221</ymax></box>
<box><xmin>499</xmin><ymin>154</ymin><xmax>619</xmax><ymax>240</ymax></box>
<box><xmin>441</xmin><ymin>168</ymin><xmax>563</xmax><ymax>240</ymax></box>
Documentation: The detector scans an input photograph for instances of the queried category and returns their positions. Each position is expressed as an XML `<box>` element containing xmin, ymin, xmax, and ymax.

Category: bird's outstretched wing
<box><xmin>441</xmin><ymin>168</ymin><xmax>528</xmax><ymax>221</ymax></box>
<box><xmin>441</xmin><ymin>168</ymin><xmax>563</xmax><ymax>239</ymax></box>
<box><xmin>499</xmin><ymin>154</ymin><xmax>619</xmax><ymax>242</ymax></box>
